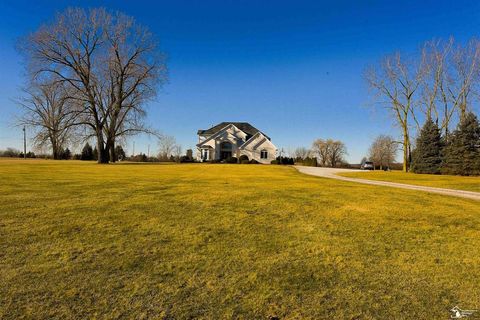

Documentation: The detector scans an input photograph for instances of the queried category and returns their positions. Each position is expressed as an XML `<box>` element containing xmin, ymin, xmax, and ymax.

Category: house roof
<box><xmin>238</xmin><ymin>132</ymin><xmax>277</xmax><ymax>151</ymax></box>
<box><xmin>198</xmin><ymin>122</ymin><xmax>261</xmax><ymax>136</ymax></box>
<box><xmin>196</xmin><ymin>123</ymin><xmax>277</xmax><ymax>150</ymax></box>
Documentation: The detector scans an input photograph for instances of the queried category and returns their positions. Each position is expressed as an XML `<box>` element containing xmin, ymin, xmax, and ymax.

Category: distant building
<box><xmin>196</xmin><ymin>122</ymin><xmax>277</xmax><ymax>164</ymax></box>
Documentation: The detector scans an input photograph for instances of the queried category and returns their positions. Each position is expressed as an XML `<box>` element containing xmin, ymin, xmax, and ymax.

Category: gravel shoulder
<box><xmin>294</xmin><ymin>166</ymin><xmax>480</xmax><ymax>201</ymax></box>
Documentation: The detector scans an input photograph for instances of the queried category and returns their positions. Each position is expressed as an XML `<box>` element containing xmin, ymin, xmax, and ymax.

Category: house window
<box><xmin>260</xmin><ymin>150</ymin><xmax>268</xmax><ymax>159</ymax></box>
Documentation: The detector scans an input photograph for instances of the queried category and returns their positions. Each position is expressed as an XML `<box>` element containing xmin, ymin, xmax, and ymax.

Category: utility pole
<box><xmin>147</xmin><ymin>144</ymin><xmax>150</xmax><ymax>157</ymax></box>
<box><xmin>23</xmin><ymin>126</ymin><xmax>26</xmax><ymax>159</ymax></box>
<box><xmin>132</xmin><ymin>141</ymin><xmax>135</xmax><ymax>156</ymax></box>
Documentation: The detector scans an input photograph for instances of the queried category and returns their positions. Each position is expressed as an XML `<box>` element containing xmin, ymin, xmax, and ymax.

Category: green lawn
<box><xmin>1</xmin><ymin>159</ymin><xmax>480</xmax><ymax>319</ymax></box>
<box><xmin>338</xmin><ymin>170</ymin><xmax>480</xmax><ymax>193</ymax></box>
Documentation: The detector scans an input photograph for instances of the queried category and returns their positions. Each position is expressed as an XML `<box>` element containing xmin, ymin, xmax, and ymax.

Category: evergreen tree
<box><xmin>442</xmin><ymin>112</ymin><xmax>480</xmax><ymax>175</ymax></box>
<box><xmin>59</xmin><ymin>148</ymin><xmax>71</xmax><ymax>160</ymax></box>
<box><xmin>114</xmin><ymin>145</ymin><xmax>126</xmax><ymax>161</ymax></box>
<box><xmin>411</xmin><ymin>118</ymin><xmax>443</xmax><ymax>174</ymax></box>
<box><xmin>81</xmin><ymin>143</ymin><xmax>94</xmax><ymax>160</ymax></box>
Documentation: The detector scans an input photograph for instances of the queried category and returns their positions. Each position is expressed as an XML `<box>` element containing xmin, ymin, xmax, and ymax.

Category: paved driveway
<box><xmin>294</xmin><ymin>166</ymin><xmax>480</xmax><ymax>201</ymax></box>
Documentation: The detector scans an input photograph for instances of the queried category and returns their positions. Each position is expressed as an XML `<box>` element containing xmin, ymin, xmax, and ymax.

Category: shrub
<box><xmin>226</xmin><ymin>156</ymin><xmax>238</xmax><ymax>164</ymax></box>
<box><xmin>238</xmin><ymin>155</ymin><xmax>249</xmax><ymax>163</ymax></box>
<box><xmin>128</xmin><ymin>153</ymin><xmax>148</xmax><ymax>162</ymax></box>
<box><xmin>249</xmin><ymin>159</ymin><xmax>259</xmax><ymax>164</ymax></box>
<box><xmin>18</xmin><ymin>151</ymin><xmax>36</xmax><ymax>158</ymax></box>
<box><xmin>240</xmin><ymin>159</ymin><xmax>250</xmax><ymax>164</ymax></box>
<box><xmin>273</xmin><ymin>156</ymin><xmax>294</xmax><ymax>165</ymax></box>
<box><xmin>179</xmin><ymin>156</ymin><xmax>193</xmax><ymax>163</ymax></box>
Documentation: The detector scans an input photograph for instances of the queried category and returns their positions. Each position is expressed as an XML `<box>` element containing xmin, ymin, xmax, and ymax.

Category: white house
<box><xmin>196</xmin><ymin>122</ymin><xmax>277</xmax><ymax>164</ymax></box>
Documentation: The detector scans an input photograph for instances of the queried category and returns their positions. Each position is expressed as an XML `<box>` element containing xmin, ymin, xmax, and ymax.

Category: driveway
<box><xmin>294</xmin><ymin>166</ymin><xmax>480</xmax><ymax>201</ymax></box>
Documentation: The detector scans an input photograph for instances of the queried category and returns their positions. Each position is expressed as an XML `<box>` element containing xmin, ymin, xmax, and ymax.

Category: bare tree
<box><xmin>368</xmin><ymin>135</ymin><xmax>398</xmax><ymax>170</ymax></box>
<box><xmin>158</xmin><ymin>135</ymin><xmax>176</xmax><ymax>160</ymax></box>
<box><xmin>20</xmin><ymin>8</ymin><xmax>166</xmax><ymax>163</ymax></box>
<box><xmin>293</xmin><ymin>147</ymin><xmax>311</xmax><ymax>160</ymax></box>
<box><xmin>328</xmin><ymin>140</ymin><xmax>347</xmax><ymax>167</ymax></box>
<box><xmin>419</xmin><ymin>38</ymin><xmax>480</xmax><ymax>138</ymax></box>
<box><xmin>418</xmin><ymin>39</ymin><xmax>451</xmax><ymax>123</ymax></box>
<box><xmin>103</xmin><ymin>12</ymin><xmax>167</xmax><ymax>162</ymax></box>
<box><xmin>312</xmin><ymin>138</ymin><xmax>347</xmax><ymax>167</ymax></box>
<box><xmin>312</xmin><ymin>139</ymin><xmax>330</xmax><ymax>167</ymax></box>
<box><xmin>16</xmin><ymin>80</ymin><xmax>77</xmax><ymax>159</ymax></box>
<box><xmin>172</xmin><ymin>144</ymin><xmax>183</xmax><ymax>161</ymax></box>
<box><xmin>365</xmin><ymin>52</ymin><xmax>423</xmax><ymax>172</ymax></box>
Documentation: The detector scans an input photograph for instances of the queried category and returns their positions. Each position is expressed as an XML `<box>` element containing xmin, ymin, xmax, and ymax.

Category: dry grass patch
<box><xmin>1</xmin><ymin>159</ymin><xmax>480</xmax><ymax>319</ymax></box>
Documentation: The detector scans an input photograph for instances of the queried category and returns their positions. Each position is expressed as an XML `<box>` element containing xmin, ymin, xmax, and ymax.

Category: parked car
<box><xmin>361</xmin><ymin>161</ymin><xmax>374</xmax><ymax>170</ymax></box>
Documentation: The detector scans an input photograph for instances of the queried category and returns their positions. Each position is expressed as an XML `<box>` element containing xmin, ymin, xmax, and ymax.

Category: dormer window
<box><xmin>260</xmin><ymin>150</ymin><xmax>268</xmax><ymax>159</ymax></box>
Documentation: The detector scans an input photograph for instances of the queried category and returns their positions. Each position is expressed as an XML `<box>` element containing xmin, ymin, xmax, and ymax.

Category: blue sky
<box><xmin>1</xmin><ymin>0</ymin><xmax>479</xmax><ymax>161</ymax></box>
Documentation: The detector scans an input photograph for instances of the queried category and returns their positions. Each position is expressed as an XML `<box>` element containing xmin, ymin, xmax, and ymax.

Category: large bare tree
<box><xmin>102</xmin><ymin>12</ymin><xmax>167</xmax><ymax>162</ymax></box>
<box><xmin>20</xmin><ymin>8</ymin><xmax>166</xmax><ymax>163</ymax></box>
<box><xmin>449</xmin><ymin>39</ymin><xmax>480</xmax><ymax>120</ymax></box>
<box><xmin>365</xmin><ymin>52</ymin><xmax>423</xmax><ymax>172</ymax></box>
<box><xmin>419</xmin><ymin>38</ymin><xmax>480</xmax><ymax>137</ymax></box>
<box><xmin>17</xmin><ymin>80</ymin><xmax>77</xmax><ymax>159</ymax></box>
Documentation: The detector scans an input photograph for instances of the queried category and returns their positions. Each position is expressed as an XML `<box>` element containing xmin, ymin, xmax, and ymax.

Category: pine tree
<box><xmin>411</xmin><ymin>118</ymin><xmax>443</xmax><ymax>174</ymax></box>
<box><xmin>442</xmin><ymin>112</ymin><xmax>480</xmax><ymax>176</ymax></box>
<box><xmin>81</xmin><ymin>143</ymin><xmax>94</xmax><ymax>160</ymax></box>
<box><xmin>114</xmin><ymin>145</ymin><xmax>126</xmax><ymax>161</ymax></box>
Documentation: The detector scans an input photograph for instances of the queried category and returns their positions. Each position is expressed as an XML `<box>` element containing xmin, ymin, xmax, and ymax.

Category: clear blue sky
<box><xmin>1</xmin><ymin>0</ymin><xmax>479</xmax><ymax>161</ymax></box>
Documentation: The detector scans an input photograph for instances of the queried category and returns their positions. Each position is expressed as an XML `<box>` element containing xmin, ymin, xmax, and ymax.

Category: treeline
<box><xmin>0</xmin><ymin>148</ymin><xmax>37</xmax><ymax>158</ymax></box>
<box><xmin>367</xmin><ymin>38</ymin><xmax>480</xmax><ymax>172</ymax></box>
<box><xmin>17</xmin><ymin>8</ymin><xmax>167</xmax><ymax>163</ymax></box>
<box><xmin>287</xmin><ymin>138</ymin><xmax>348</xmax><ymax>167</ymax></box>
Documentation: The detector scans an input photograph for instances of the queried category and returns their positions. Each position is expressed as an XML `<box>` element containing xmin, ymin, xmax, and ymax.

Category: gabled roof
<box><xmin>196</xmin><ymin>123</ymin><xmax>238</xmax><ymax>148</ymax></box>
<box><xmin>239</xmin><ymin>132</ymin><xmax>277</xmax><ymax>151</ymax></box>
<box><xmin>198</xmin><ymin>122</ymin><xmax>260</xmax><ymax>136</ymax></box>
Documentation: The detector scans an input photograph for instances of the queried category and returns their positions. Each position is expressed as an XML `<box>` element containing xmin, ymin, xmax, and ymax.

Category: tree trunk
<box><xmin>109</xmin><ymin>140</ymin><xmax>116</xmax><ymax>163</ymax></box>
<box><xmin>52</xmin><ymin>144</ymin><xmax>59</xmax><ymax>160</ymax></box>
<box><xmin>50</xmin><ymin>134</ymin><xmax>60</xmax><ymax>160</ymax></box>
<box><xmin>402</xmin><ymin>127</ymin><xmax>410</xmax><ymax>172</ymax></box>
<box><xmin>96</xmin><ymin>133</ymin><xmax>109</xmax><ymax>164</ymax></box>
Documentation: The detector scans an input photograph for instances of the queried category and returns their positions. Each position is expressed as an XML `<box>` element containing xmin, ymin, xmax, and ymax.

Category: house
<box><xmin>196</xmin><ymin>122</ymin><xmax>277</xmax><ymax>164</ymax></box>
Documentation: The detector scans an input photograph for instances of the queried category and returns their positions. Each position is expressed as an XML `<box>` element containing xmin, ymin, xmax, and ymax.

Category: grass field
<box><xmin>338</xmin><ymin>170</ymin><xmax>480</xmax><ymax>193</ymax></box>
<box><xmin>1</xmin><ymin>159</ymin><xmax>480</xmax><ymax>319</ymax></box>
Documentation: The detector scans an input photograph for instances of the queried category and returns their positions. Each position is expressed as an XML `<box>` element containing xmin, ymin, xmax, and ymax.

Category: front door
<box><xmin>220</xmin><ymin>151</ymin><xmax>232</xmax><ymax>160</ymax></box>
<box><xmin>220</xmin><ymin>141</ymin><xmax>233</xmax><ymax>160</ymax></box>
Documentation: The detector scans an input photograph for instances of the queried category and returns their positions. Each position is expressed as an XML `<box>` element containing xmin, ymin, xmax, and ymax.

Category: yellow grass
<box><xmin>338</xmin><ymin>170</ymin><xmax>480</xmax><ymax>192</ymax></box>
<box><xmin>1</xmin><ymin>159</ymin><xmax>480</xmax><ymax>319</ymax></box>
